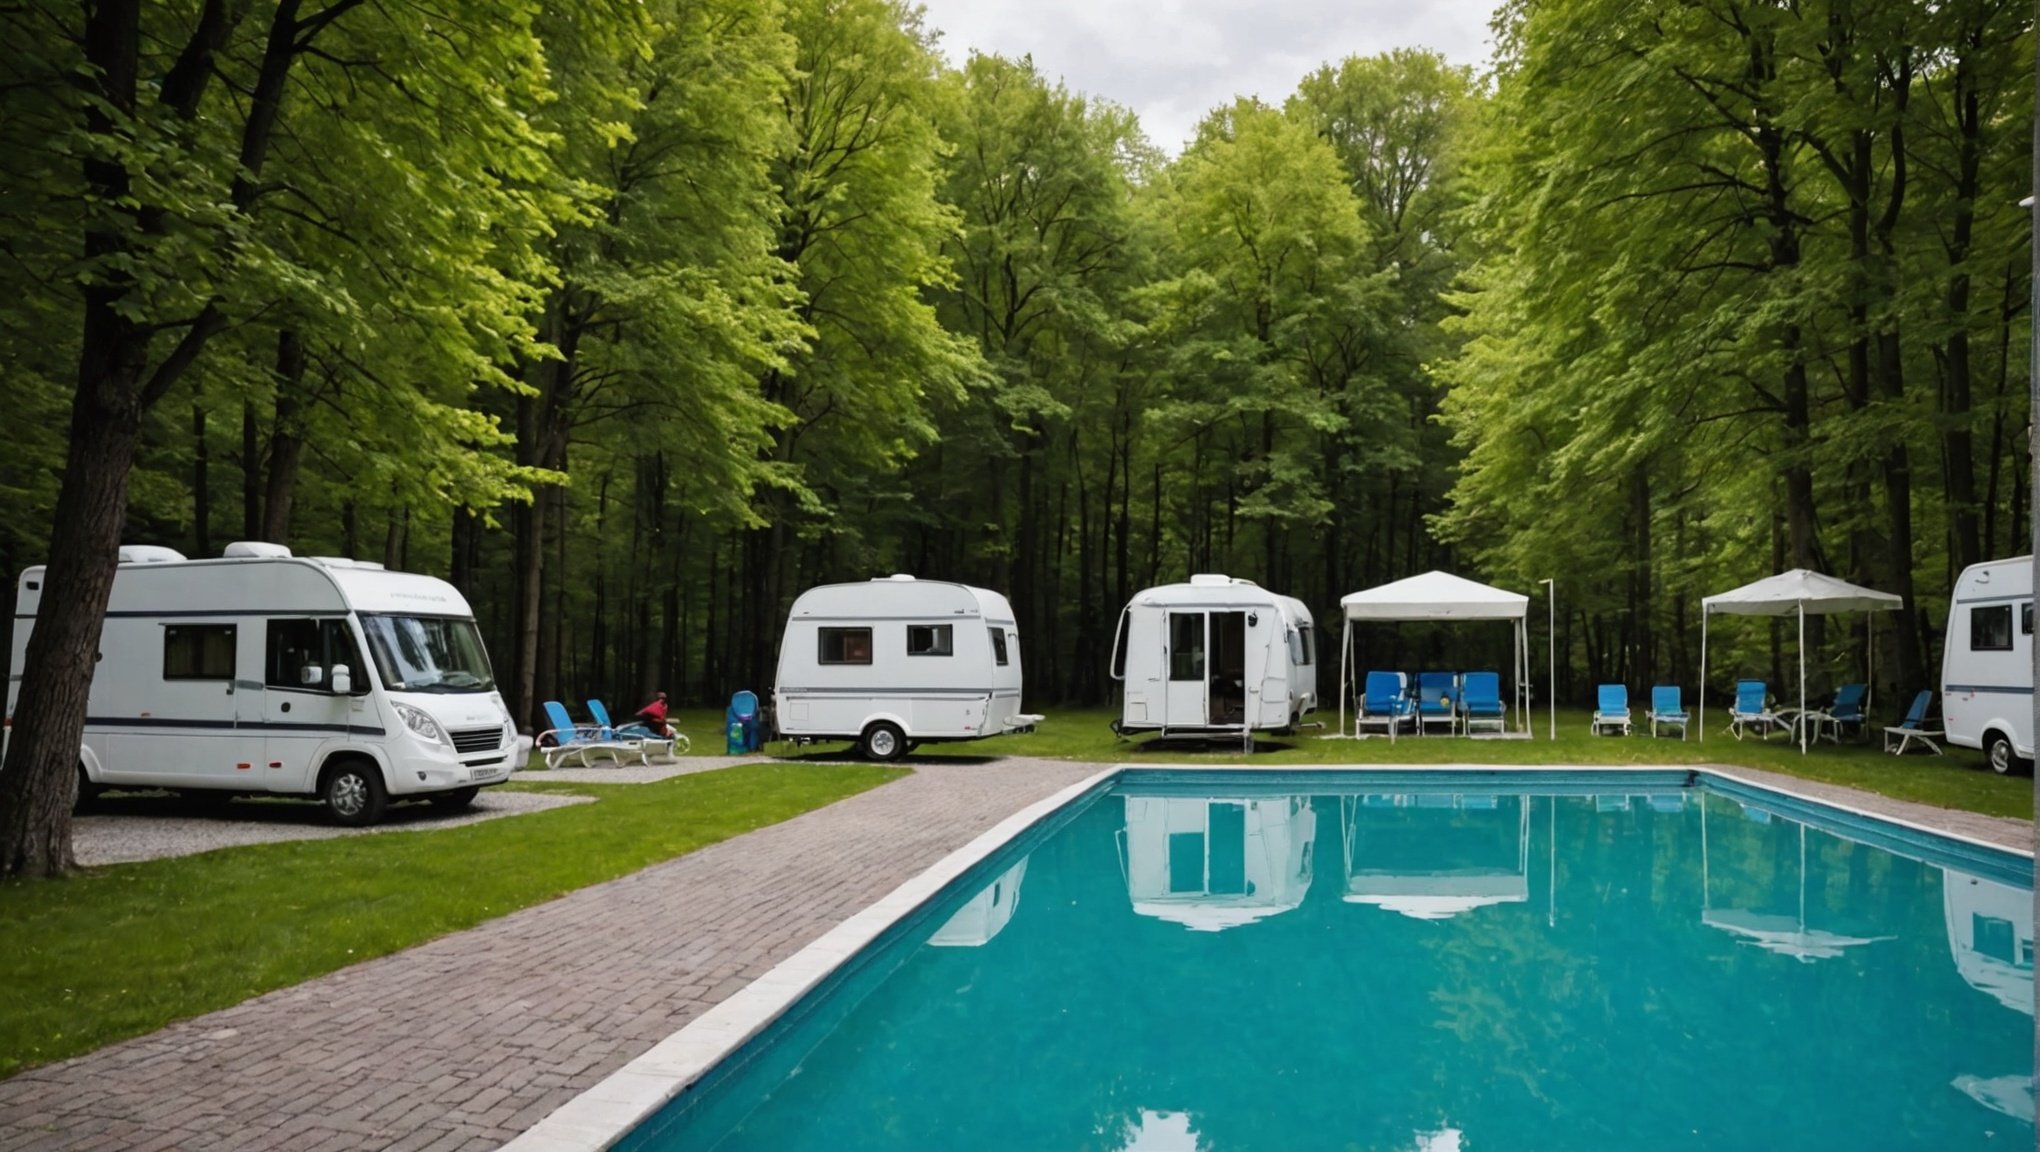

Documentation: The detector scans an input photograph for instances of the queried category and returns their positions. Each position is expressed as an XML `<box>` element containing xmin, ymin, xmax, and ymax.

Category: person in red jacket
<box><xmin>633</xmin><ymin>691</ymin><xmax>670</xmax><ymax>738</ymax></box>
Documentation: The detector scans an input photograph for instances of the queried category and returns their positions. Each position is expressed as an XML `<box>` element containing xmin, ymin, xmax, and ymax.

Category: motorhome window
<box><xmin>2024</xmin><ymin>604</ymin><xmax>2033</xmax><ymax>636</ymax></box>
<box><xmin>818</xmin><ymin>627</ymin><xmax>873</xmax><ymax>665</ymax></box>
<box><xmin>163</xmin><ymin>625</ymin><xmax>235</xmax><ymax>680</ymax></box>
<box><xmin>988</xmin><ymin>627</ymin><xmax>1009</xmax><ymax>666</ymax></box>
<box><xmin>1110</xmin><ymin>611</ymin><xmax>1129</xmax><ymax>678</ymax></box>
<box><xmin>266</xmin><ymin>619</ymin><xmax>369</xmax><ymax>692</ymax></box>
<box><xmin>1168</xmin><ymin>613</ymin><xmax>1204</xmax><ymax>681</ymax></box>
<box><xmin>1971</xmin><ymin>605</ymin><xmax>2013</xmax><ymax>651</ymax></box>
<box><xmin>1298</xmin><ymin>625</ymin><xmax>1314</xmax><ymax>664</ymax></box>
<box><xmin>266</xmin><ymin>619</ymin><xmax>325</xmax><ymax>688</ymax></box>
<box><xmin>907</xmin><ymin>624</ymin><xmax>953</xmax><ymax>656</ymax></box>
<box><xmin>360</xmin><ymin>615</ymin><xmax>495</xmax><ymax>692</ymax></box>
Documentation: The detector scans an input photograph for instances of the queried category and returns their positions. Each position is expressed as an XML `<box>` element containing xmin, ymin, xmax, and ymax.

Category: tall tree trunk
<box><xmin>242</xmin><ymin>400</ymin><xmax>261</xmax><ymax>540</ymax></box>
<box><xmin>1941</xmin><ymin>25</ymin><xmax>1984</xmax><ymax>572</ymax></box>
<box><xmin>191</xmin><ymin>405</ymin><xmax>210</xmax><ymax>557</ymax></box>
<box><xmin>260</xmin><ymin>328</ymin><xmax>306</xmax><ymax>545</ymax></box>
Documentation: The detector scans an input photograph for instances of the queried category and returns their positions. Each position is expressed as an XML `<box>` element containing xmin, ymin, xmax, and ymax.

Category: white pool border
<box><xmin>499</xmin><ymin>762</ymin><xmax>2030</xmax><ymax>1151</ymax></box>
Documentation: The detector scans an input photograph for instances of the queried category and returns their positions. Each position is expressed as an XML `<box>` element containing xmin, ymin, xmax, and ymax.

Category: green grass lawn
<box><xmin>909</xmin><ymin>706</ymin><xmax>2033</xmax><ymax>821</ymax></box>
<box><xmin>0</xmin><ymin>762</ymin><xmax>900</xmax><ymax>1077</ymax></box>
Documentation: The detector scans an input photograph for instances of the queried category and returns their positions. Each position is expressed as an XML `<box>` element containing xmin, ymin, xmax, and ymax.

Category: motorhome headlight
<box><xmin>394</xmin><ymin>702</ymin><xmax>450</xmax><ymax>747</ymax></box>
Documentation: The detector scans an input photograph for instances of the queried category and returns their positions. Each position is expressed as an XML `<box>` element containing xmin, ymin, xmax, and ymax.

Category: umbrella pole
<box><xmin>1699</xmin><ymin>609</ymin><xmax>1708</xmax><ymax>742</ymax></box>
<box><xmin>1799</xmin><ymin>602</ymin><xmax>1807</xmax><ymax>755</ymax></box>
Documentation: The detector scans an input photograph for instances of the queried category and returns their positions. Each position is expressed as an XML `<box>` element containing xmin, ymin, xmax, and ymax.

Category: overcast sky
<box><xmin>914</xmin><ymin>0</ymin><xmax>1501</xmax><ymax>153</ymax></box>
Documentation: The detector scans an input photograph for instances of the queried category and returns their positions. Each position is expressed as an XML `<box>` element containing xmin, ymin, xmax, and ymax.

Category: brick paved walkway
<box><xmin>0</xmin><ymin>758</ymin><xmax>1099</xmax><ymax>1152</ymax></box>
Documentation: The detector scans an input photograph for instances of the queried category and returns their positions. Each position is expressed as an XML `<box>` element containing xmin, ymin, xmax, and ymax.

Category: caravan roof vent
<box><xmin>310</xmin><ymin>556</ymin><xmax>384</xmax><ymax>570</ymax></box>
<box><xmin>877</xmin><ymin>574</ymin><xmax>917</xmax><ymax>582</ymax></box>
<box><xmin>1188</xmin><ymin>573</ymin><xmax>1236</xmax><ymax>587</ymax></box>
<box><xmin>117</xmin><ymin>545</ymin><xmax>186</xmax><ymax>565</ymax></box>
<box><xmin>223</xmin><ymin>541</ymin><xmax>292</xmax><ymax>559</ymax></box>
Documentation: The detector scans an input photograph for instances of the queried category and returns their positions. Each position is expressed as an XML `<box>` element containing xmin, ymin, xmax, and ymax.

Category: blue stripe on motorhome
<box><xmin>83</xmin><ymin>716</ymin><xmax>387</xmax><ymax>736</ymax></box>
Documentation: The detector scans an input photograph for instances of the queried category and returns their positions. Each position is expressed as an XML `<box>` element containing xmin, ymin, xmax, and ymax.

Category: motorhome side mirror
<box><xmin>301</xmin><ymin>665</ymin><xmax>325</xmax><ymax>687</ymax></box>
<box><xmin>331</xmin><ymin>665</ymin><xmax>352</xmax><ymax>695</ymax></box>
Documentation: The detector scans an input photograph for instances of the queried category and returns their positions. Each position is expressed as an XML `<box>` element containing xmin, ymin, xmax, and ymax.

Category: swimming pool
<box><xmin>613</xmin><ymin>771</ymin><xmax>2033</xmax><ymax>1151</ymax></box>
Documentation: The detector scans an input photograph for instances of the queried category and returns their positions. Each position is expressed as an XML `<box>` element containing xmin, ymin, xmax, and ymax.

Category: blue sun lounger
<box><xmin>1357</xmin><ymin>671</ymin><xmax>1416</xmax><ymax>738</ymax></box>
<box><xmin>1647</xmin><ymin>685</ymin><xmax>1688</xmax><ymax>739</ymax></box>
<box><xmin>1460</xmin><ymin>671</ymin><xmax>1505</xmax><ymax>735</ymax></box>
<box><xmin>538</xmin><ymin>700</ymin><xmax>640</xmax><ymax>769</ymax></box>
<box><xmin>1591</xmin><ymin>684</ymin><xmax>1631</xmax><ymax>736</ymax></box>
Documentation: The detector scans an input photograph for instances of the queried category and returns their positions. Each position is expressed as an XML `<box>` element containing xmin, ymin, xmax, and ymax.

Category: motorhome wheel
<box><xmin>861</xmin><ymin>722</ymin><xmax>907</xmax><ymax>762</ymax></box>
<box><xmin>322</xmin><ymin>759</ymin><xmax>388</xmax><ymax>826</ymax></box>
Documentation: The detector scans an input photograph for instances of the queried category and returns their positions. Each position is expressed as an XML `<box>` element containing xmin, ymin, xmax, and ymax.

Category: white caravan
<box><xmin>1108</xmin><ymin>575</ymin><xmax>1317</xmax><ymax>740</ymax></box>
<box><xmin>772</xmin><ymin>575</ymin><xmax>1041</xmax><ymax>761</ymax></box>
<box><xmin>5</xmin><ymin>542</ymin><xmax>516</xmax><ymax>825</ymax></box>
<box><xmin>928</xmin><ymin>858</ymin><xmax>1028</xmax><ymax>947</ymax></box>
<box><xmin>1120</xmin><ymin>795</ymin><xmax>1316</xmax><ymax>932</ymax></box>
<box><xmin>1941</xmin><ymin>556</ymin><xmax>2033</xmax><ymax>773</ymax></box>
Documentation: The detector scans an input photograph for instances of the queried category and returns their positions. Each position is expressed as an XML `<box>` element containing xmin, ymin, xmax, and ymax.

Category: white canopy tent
<box><xmin>1337</xmin><ymin>571</ymin><xmax>1533</xmax><ymax>737</ymax></box>
<box><xmin>1698</xmin><ymin>569</ymin><xmax>1903</xmax><ymax>753</ymax></box>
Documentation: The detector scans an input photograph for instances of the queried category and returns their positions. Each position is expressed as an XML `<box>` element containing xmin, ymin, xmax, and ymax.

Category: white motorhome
<box><xmin>1108</xmin><ymin>575</ymin><xmax>1317</xmax><ymax>740</ymax></box>
<box><xmin>1941</xmin><ymin>555</ymin><xmax>2033</xmax><ymax>773</ymax></box>
<box><xmin>5</xmin><ymin>543</ymin><xmax>517</xmax><ymax>825</ymax></box>
<box><xmin>772</xmin><ymin>575</ymin><xmax>1041</xmax><ymax>761</ymax></box>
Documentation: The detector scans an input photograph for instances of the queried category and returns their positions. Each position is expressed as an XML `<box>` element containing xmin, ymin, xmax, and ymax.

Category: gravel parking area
<box><xmin>71</xmin><ymin>788</ymin><xmax>594</xmax><ymax>866</ymax></box>
<box><xmin>525</xmin><ymin>754</ymin><xmax>767</xmax><ymax>784</ymax></box>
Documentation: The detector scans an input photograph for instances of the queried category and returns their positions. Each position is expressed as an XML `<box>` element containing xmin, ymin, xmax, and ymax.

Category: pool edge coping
<box><xmin>497</xmin><ymin>761</ymin><xmax>2031</xmax><ymax>1151</ymax></box>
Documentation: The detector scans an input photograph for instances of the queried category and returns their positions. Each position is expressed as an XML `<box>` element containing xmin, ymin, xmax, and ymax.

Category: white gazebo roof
<box><xmin>1701</xmin><ymin>569</ymin><xmax>1903</xmax><ymax>617</ymax></box>
<box><xmin>1340</xmin><ymin>571</ymin><xmax>1528</xmax><ymax>621</ymax></box>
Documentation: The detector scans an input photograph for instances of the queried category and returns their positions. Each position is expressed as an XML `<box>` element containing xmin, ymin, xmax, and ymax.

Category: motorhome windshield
<box><xmin>359</xmin><ymin>614</ymin><xmax>495</xmax><ymax>693</ymax></box>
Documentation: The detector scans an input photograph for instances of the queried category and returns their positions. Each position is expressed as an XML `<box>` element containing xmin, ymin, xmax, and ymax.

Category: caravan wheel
<box><xmin>860</xmin><ymin>722</ymin><xmax>907</xmax><ymax>762</ymax></box>
<box><xmin>1984</xmin><ymin>732</ymin><xmax>2030</xmax><ymax>776</ymax></box>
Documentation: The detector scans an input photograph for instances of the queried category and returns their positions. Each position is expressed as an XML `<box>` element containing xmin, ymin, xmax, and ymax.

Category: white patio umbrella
<box><xmin>1700</xmin><ymin>799</ymin><xmax>1893</xmax><ymax>962</ymax></box>
<box><xmin>1698</xmin><ymin>569</ymin><xmax>1903</xmax><ymax>752</ymax></box>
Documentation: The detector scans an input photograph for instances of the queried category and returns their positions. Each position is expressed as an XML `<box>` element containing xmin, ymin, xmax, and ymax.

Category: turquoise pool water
<box><xmin>624</xmin><ymin>772</ymin><xmax>2034</xmax><ymax>1151</ymax></box>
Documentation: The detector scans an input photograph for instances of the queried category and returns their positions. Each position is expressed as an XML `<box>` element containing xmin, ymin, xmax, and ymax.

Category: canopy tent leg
<box><xmin>1867</xmin><ymin>616</ymin><xmax>1875</xmax><ymax>719</ymax></box>
<box><xmin>1698</xmin><ymin>607</ymin><xmax>1708</xmax><ymax>742</ymax></box>
<box><xmin>1339</xmin><ymin>618</ymin><xmax>1352</xmax><ymax>737</ymax></box>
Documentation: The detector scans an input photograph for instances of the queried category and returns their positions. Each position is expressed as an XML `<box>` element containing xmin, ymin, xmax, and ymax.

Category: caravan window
<box><xmin>1110</xmin><ymin>611</ymin><xmax>1129</xmax><ymax>678</ymax></box>
<box><xmin>163</xmin><ymin>624</ymin><xmax>235</xmax><ymax>681</ymax></box>
<box><xmin>1169</xmin><ymin>613</ymin><xmax>1204</xmax><ymax>681</ymax></box>
<box><xmin>818</xmin><ymin>627</ymin><xmax>873</xmax><ymax>665</ymax></box>
<box><xmin>1971</xmin><ymin>605</ymin><xmax>2013</xmax><ymax>651</ymax></box>
<box><xmin>1287</xmin><ymin>626</ymin><xmax>1314</xmax><ymax>666</ymax></box>
<box><xmin>989</xmin><ymin>627</ymin><xmax>1009</xmax><ymax>666</ymax></box>
<box><xmin>907</xmin><ymin>624</ymin><xmax>953</xmax><ymax>656</ymax></box>
<box><xmin>2025</xmin><ymin>604</ymin><xmax>2033</xmax><ymax>636</ymax></box>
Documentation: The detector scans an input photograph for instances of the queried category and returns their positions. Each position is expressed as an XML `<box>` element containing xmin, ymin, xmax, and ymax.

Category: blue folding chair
<box><xmin>1459</xmin><ymin>671</ymin><xmax>1505</xmax><ymax>735</ymax></box>
<box><xmin>1357</xmin><ymin>671</ymin><xmax>1416</xmax><ymax>737</ymax></box>
<box><xmin>1808</xmin><ymin>683</ymin><xmax>1867</xmax><ymax>743</ymax></box>
<box><xmin>1729</xmin><ymin>680</ymin><xmax>1782</xmax><ymax>740</ymax></box>
<box><xmin>1592</xmin><ymin>684</ymin><xmax>1631</xmax><ymax>736</ymax></box>
<box><xmin>1882</xmin><ymin>690</ymin><xmax>1943</xmax><ymax>756</ymax></box>
<box><xmin>1647</xmin><ymin>685</ymin><xmax>1688</xmax><ymax>740</ymax></box>
<box><xmin>538</xmin><ymin>700</ymin><xmax>639</xmax><ymax>769</ymax></box>
<box><xmin>1416</xmin><ymin>672</ymin><xmax>1459</xmax><ymax>735</ymax></box>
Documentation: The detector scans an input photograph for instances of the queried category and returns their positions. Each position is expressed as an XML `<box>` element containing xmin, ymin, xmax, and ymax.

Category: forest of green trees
<box><xmin>0</xmin><ymin>0</ymin><xmax>2031</xmax><ymax>828</ymax></box>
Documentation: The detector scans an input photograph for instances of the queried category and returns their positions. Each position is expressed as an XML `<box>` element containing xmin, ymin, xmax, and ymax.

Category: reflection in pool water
<box><xmin>626</xmin><ymin>780</ymin><xmax>2034</xmax><ymax>1152</ymax></box>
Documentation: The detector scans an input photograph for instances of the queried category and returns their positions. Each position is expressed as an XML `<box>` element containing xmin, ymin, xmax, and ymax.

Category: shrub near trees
<box><xmin>0</xmin><ymin>0</ymin><xmax>2028</xmax><ymax>876</ymax></box>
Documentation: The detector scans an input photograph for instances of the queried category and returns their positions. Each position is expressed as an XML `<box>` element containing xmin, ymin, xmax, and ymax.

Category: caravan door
<box><xmin>1164</xmin><ymin>612</ymin><xmax>1207</xmax><ymax>728</ymax></box>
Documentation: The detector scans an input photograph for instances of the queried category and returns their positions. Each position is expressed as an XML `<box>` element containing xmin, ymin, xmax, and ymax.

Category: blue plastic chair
<box><xmin>1647</xmin><ymin>685</ymin><xmax>1688</xmax><ymax>740</ymax></box>
<box><xmin>1812</xmin><ymin>683</ymin><xmax>1867</xmax><ymax>742</ymax></box>
<box><xmin>1357</xmin><ymin>671</ymin><xmax>1415</xmax><ymax>737</ymax></box>
<box><xmin>1416</xmin><ymin>672</ymin><xmax>1458</xmax><ymax>735</ymax></box>
<box><xmin>1729</xmin><ymin>679</ymin><xmax>1782</xmax><ymax>740</ymax></box>
<box><xmin>538</xmin><ymin>700</ymin><xmax>637</xmax><ymax>769</ymax></box>
<box><xmin>1459</xmin><ymin>671</ymin><xmax>1505</xmax><ymax>734</ymax></box>
<box><xmin>726</xmin><ymin>690</ymin><xmax>762</xmax><ymax>754</ymax></box>
<box><xmin>1592</xmin><ymin>684</ymin><xmax>1631</xmax><ymax>736</ymax></box>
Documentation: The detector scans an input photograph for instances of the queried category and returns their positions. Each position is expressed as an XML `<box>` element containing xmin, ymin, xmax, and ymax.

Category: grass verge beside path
<box><xmin>935</xmin><ymin>707</ymin><xmax>2034</xmax><ymax>821</ymax></box>
<box><xmin>0</xmin><ymin>762</ymin><xmax>901</xmax><ymax>1078</ymax></box>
